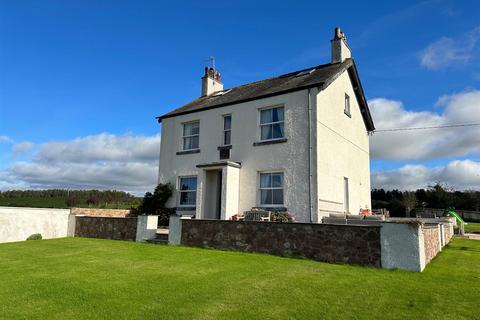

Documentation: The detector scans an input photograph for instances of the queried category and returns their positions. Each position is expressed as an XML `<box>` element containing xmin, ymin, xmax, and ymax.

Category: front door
<box><xmin>204</xmin><ymin>170</ymin><xmax>222</xmax><ymax>219</ymax></box>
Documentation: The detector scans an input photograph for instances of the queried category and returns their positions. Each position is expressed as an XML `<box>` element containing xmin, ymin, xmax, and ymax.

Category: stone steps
<box><xmin>146</xmin><ymin>232</ymin><xmax>169</xmax><ymax>245</ymax></box>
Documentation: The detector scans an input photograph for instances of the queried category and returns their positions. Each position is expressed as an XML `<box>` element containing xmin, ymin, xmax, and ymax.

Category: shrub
<box><xmin>132</xmin><ymin>183</ymin><xmax>174</xmax><ymax>226</ymax></box>
<box><xmin>65</xmin><ymin>194</ymin><xmax>80</xmax><ymax>207</ymax></box>
<box><xmin>26</xmin><ymin>233</ymin><xmax>42</xmax><ymax>240</ymax></box>
<box><xmin>270</xmin><ymin>212</ymin><xmax>293</xmax><ymax>223</ymax></box>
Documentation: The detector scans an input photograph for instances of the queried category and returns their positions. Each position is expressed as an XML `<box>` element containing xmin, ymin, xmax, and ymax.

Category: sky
<box><xmin>1</xmin><ymin>0</ymin><xmax>480</xmax><ymax>194</ymax></box>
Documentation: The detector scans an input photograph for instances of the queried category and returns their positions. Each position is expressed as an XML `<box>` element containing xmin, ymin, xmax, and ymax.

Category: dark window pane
<box><xmin>272</xmin><ymin>189</ymin><xmax>283</xmax><ymax>204</ymax></box>
<box><xmin>190</xmin><ymin>136</ymin><xmax>199</xmax><ymax>149</ymax></box>
<box><xmin>272</xmin><ymin>107</ymin><xmax>284</xmax><ymax>122</ymax></box>
<box><xmin>180</xmin><ymin>177</ymin><xmax>197</xmax><ymax>191</ymax></box>
<box><xmin>183</xmin><ymin>137</ymin><xmax>191</xmax><ymax>150</ymax></box>
<box><xmin>272</xmin><ymin>123</ymin><xmax>284</xmax><ymax>139</ymax></box>
<box><xmin>260</xmin><ymin>173</ymin><xmax>271</xmax><ymax>188</ymax></box>
<box><xmin>224</xmin><ymin>131</ymin><xmax>231</xmax><ymax>145</ymax></box>
<box><xmin>191</xmin><ymin>122</ymin><xmax>199</xmax><ymax>135</ymax></box>
<box><xmin>261</xmin><ymin>189</ymin><xmax>272</xmax><ymax>205</ymax></box>
<box><xmin>261</xmin><ymin>125</ymin><xmax>272</xmax><ymax>140</ymax></box>
<box><xmin>224</xmin><ymin>116</ymin><xmax>231</xmax><ymax>130</ymax></box>
<box><xmin>260</xmin><ymin>109</ymin><xmax>272</xmax><ymax>124</ymax></box>
<box><xmin>272</xmin><ymin>174</ymin><xmax>283</xmax><ymax>187</ymax></box>
<box><xmin>180</xmin><ymin>191</ymin><xmax>196</xmax><ymax>205</ymax></box>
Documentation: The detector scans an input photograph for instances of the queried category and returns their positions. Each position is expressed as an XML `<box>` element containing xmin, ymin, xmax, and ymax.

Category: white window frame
<box><xmin>259</xmin><ymin>105</ymin><xmax>285</xmax><ymax>142</ymax></box>
<box><xmin>222</xmin><ymin>114</ymin><xmax>232</xmax><ymax>146</ymax></box>
<box><xmin>344</xmin><ymin>93</ymin><xmax>351</xmax><ymax>117</ymax></box>
<box><xmin>178</xmin><ymin>175</ymin><xmax>197</xmax><ymax>207</ymax></box>
<box><xmin>182</xmin><ymin>121</ymin><xmax>200</xmax><ymax>151</ymax></box>
<box><xmin>258</xmin><ymin>171</ymin><xmax>285</xmax><ymax>207</ymax></box>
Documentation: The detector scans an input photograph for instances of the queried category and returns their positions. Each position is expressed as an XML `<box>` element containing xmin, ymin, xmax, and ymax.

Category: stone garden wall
<box><xmin>180</xmin><ymin>219</ymin><xmax>381</xmax><ymax>267</ymax></box>
<box><xmin>71</xmin><ymin>207</ymin><xmax>131</xmax><ymax>217</ymax></box>
<box><xmin>74</xmin><ymin>216</ymin><xmax>137</xmax><ymax>241</ymax></box>
<box><xmin>423</xmin><ymin>226</ymin><xmax>441</xmax><ymax>264</ymax></box>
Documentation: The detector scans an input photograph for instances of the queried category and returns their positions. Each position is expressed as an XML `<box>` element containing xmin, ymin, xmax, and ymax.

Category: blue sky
<box><xmin>1</xmin><ymin>0</ymin><xmax>480</xmax><ymax>193</ymax></box>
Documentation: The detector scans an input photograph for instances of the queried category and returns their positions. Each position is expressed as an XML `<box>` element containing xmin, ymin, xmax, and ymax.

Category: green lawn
<box><xmin>0</xmin><ymin>238</ymin><xmax>479</xmax><ymax>320</ymax></box>
<box><xmin>465</xmin><ymin>222</ymin><xmax>480</xmax><ymax>234</ymax></box>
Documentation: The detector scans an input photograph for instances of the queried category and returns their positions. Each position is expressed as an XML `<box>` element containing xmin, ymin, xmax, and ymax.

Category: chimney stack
<box><xmin>201</xmin><ymin>67</ymin><xmax>223</xmax><ymax>96</ymax></box>
<box><xmin>331</xmin><ymin>27</ymin><xmax>351</xmax><ymax>63</ymax></box>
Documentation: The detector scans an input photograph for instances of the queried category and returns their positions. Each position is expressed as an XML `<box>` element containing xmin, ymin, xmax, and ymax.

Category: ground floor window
<box><xmin>259</xmin><ymin>172</ymin><xmax>284</xmax><ymax>206</ymax></box>
<box><xmin>179</xmin><ymin>176</ymin><xmax>197</xmax><ymax>206</ymax></box>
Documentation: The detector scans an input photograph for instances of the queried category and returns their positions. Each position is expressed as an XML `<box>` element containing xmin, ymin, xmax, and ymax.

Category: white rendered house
<box><xmin>157</xmin><ymin>28</ymin><xmax>375</xmax><ymax>223</ymax></box>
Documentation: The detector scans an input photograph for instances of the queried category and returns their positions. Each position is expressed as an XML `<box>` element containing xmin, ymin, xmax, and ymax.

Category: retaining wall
<box><xmin>74</xmin><ymin>216</ymin><xmax>137</xmax><ymax>241</ymax></box>
<box><xmin>0</xmin><ymin>206</ymin><xmax>74</xmax><ymax>243</ymax></box>
<box><xmin>179</xmin><ymin>219</ymin><xmax>382</xmax><ymax>267</ymax></box>
<box><xmin>171</xmin><ymin>217</ymin><xmax>455</xmax><ymax>272</ymax></box>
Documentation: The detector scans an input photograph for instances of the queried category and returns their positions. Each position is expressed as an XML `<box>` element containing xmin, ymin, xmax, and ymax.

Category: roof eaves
<box><xmin>156</xmin><ymin>81</ymin><xmax>326</xmax><ymax>123</ymax></box>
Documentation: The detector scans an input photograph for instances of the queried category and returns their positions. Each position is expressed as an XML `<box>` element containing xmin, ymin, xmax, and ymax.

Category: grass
<box><xmin>465</xmin><ymin>222</ymin><xmax>480</xmax><ymax>234</ymax></box>
<box><xmin>0</xmin><ymin>238</ymin><xmax>479</xmax><ymax>320</ymax></box>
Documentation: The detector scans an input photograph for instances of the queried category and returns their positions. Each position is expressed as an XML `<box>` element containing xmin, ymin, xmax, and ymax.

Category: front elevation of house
<box><xmin>157</xmin><ymin>28</ymin><xmax>375</xmax><ymax>223</ymax></box>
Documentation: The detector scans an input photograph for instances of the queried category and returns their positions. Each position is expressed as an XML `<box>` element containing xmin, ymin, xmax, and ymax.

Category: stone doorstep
<box><xmin>146</xmin><ymin>238</ymin><xmax>168</xmax><ymax>245</ymax></box>
<box><xmin>157</xmin><ymin>228</ymin><xmax>169</xmax><ymax>235</ymax></box>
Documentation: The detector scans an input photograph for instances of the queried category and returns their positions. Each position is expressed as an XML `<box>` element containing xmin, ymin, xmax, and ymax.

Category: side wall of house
<box><xmin>158</xmin><ymin>91</ymin><xmax>312</xmax><ymax>222</ymax></box>
<box><xmin>315</xmin><ymin>71</ymin><xmax>371</xmax><ymax>219</ymax></box>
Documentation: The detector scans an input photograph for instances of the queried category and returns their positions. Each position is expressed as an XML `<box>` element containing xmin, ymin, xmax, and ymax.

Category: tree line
<box><xmin>372</xmin><ymin>184</ymin><xmax>480</xmax><ymax>217</ymax></box>
<box><xmin>0</xmin><ymin>189</ymin><xmax>140</xmax><ymax>208</ymax></box>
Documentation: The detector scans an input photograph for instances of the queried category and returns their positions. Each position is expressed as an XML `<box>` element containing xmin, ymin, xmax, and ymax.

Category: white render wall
<box><xmin>159</xmin><ymin>70</ymin><xmax>372</xmax><ymax>222</ymax></box>
<box><xmin>315</xmin><ymin>71</ymin><xmax>371</xmax><ymax>219</ymax></box>
<box><xmin>159</xmin><ymin>90</ymin><xmax>311</xmax><ymax>222</ymax></box>
<box><xmin>0</xmin><ymin>206</ymin><xmax>73</xmax><ymax>243</ymax></box>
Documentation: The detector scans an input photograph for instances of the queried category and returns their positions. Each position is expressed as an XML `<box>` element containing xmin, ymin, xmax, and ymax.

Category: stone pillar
<box><xmin>168</xmin><ymin>215</ymin><xmax>191</xmax><ymax>245</ymax></box>
<box><xmin>380</xmin><ymin>221</ymin><xmax>425</xmax><ymax>272</ymax></box>
<box><xmin>67</xmin><ymin>213</ymin><xmax>77</xmax><ymax>237</ymax></box>
<box><xmin>221</xmin><ymin>165</ymin><xmax>240</xmax><ymax>220</ymax></box>
<box><xmin>196</xmin><ymin>169</ymin><xmax>206</xmax><ymax>219</ymax></box>
<box><xmin>135</xmin><ymin>215</ymin><xmax>158</xmax><ymax>242</ymax></box>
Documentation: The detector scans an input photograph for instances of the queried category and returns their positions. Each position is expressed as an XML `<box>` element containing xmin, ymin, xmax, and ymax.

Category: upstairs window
<box><xmin>222</xmin><ymin>115</ymin><xmax>231</xmax><ymax>145</ymax></box>
<box><xmin>182</xmin><ymin>121</ymin><xmax>199</xmax><ymax>150</ymax></box>
<box><xmin>260</xmin><ymin>106</ymin><xmax>284</xmax><ymax>141</ymax></box>
<box><xmin>179</xmin><ymin>176</ymin><xmax>197</xmax><ymax>206</ymax></box>
<box><xmin>344</xmin><ymin>93</ymin><xmax>351</xmax><ymax>117</ymax></box>
<box><xmin>259</xmin><ymin>172</ymin><xmax>284</xmax><ymax>206</ymax></box>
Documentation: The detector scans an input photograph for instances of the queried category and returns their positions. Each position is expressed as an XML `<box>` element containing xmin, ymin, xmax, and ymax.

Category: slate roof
<box><xmin>157</xmin><ymin>58</ymin><xmax>375</xmax><ymax>131</ymax></box>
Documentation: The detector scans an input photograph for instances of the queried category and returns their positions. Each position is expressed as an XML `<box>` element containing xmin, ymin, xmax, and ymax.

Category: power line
<box><xmin>374</xmin><ymin>122</ymin><xmax>480</xmax><ymax>133</ymax></box>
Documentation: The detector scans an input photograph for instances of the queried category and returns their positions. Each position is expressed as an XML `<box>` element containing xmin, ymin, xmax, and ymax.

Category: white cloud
<box><xmin>0</xmin><ymin>136</ymin><xmax>13</xmax><ymax>144</ymax></box>
<box><xmin>370</xmin><ymin>90</ymin><xmax>480</xmax><ymax>161</ymax></box>
<box><xmin>372</xmin><ymin>160</ymin><xmax>480</xmax><ymax>191</ymax></box>
<box><xmin>36</xmin><ymin>133</ymin><xmax>160</xmax><ymax>163</ymax></box>
<box><xmin>12</xmin><ymin>142</ymin><xmax>34</xmax><ymax>157</ymax></box>
<box><xmin>0</xmin><ymin>133</ymin><xmax>160</xmax><ymax>195</ymax></box>
<box><xmin>420</xmin><ymin>26</ymin><xmax>480</xmax><ymax>70</ymax></box>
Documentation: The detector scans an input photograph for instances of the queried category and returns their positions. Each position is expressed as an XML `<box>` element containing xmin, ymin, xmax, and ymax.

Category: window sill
<box><xmin>176</xmin><ymin>206</ymin><xmax>196</xmax><ymax>211</ymax></box>
<box><xmin>253</xmin><ymin>138</ymin><xmax>287</xmax><ymax>147</ymax></box>
<box><xmin>256</xmin><ymin>206</ymin><xmax>287</xmax><ymax>211</ymax></box>
<box><xmin>176</xmin><ymin>149</ymin><xmax>200</xmax><ymax>155</ymax></box>
<box><xmin>217</xmin><ymin>145</ymin><xmax>232</xmax><ymax>150</ymax></box>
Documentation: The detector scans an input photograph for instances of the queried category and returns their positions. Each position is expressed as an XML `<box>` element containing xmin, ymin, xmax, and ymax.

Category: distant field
<box><xmin>0</xmin><ymin>197</ymin><xmax>137</xmax><ymax>209</ymax></box>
